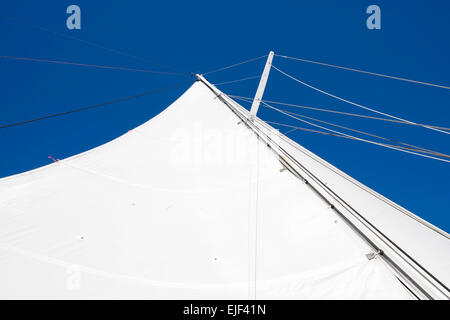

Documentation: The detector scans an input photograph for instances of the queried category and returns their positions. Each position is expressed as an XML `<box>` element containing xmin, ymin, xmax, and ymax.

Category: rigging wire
<box><xmin>234</xmin><ymin>95</ymin><xmax>450</xmax><ymax>158</ymax></box>
<box><xmin>267</xmin><ymin>119</ymin><xmax>380</xmax><ymax>138</ymax></box>
<box><xmin>264</xmin><ymin>119</ymin><xmax>450</xmax><ymax>162</ymax></box>
<box><xmin>272</xmin><ymin>65</ymin><xmax>450</xmax><ymax>135</ymax></box>
<box><xmin>0</xmin><ymin>80</ymin><xmax>193</xmax><ymax>130</ymax></box>
<box><xmin>275</xmin><ymin>54</ymin><xmax>450</xmax><ymax>90</ymax></box>
<box><xmin>270</xmin><ymin>121</ymin><xmax>449</xmax><ymax>159</ymax></box>
<box><xmin>0</xmin><ymin>15</ymin><xmax>186</xmax><ymax>74</ymax></box>
<box><xmin>0</xmin><ymin>56</ymin><xmax>187</xmax><ymax>76</ymax></box>
<box><xmin>264</xmin><ymin>108</ymin><xmax>450</xmax><ymax>158</ymax></box>
<box><xmin>228</xmin><ymin>95</ymin><xmax>450</xmax><ymax>132</ymax></box>
<box><xmin>202</xmin><ymin>55</ymin><xmax>268</xmax><ymax>76</ymax></box>
<box><xmin>213</xmin><ymin>75</ymin><xmax>260</xmax><ymax>86</ymax></box>
<box><xmin>260</xmin><ymin>101</ymin><xmax>450</xmax><ymax>163</ymax></box>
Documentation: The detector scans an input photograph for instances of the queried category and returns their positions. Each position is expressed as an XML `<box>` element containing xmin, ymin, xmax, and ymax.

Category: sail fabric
<box><xmin>0</xmin><ymin>80</ymin><xmax>436</xmax><ymax>299</ymax></box>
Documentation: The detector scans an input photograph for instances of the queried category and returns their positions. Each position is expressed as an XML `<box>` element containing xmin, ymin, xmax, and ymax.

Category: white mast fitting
<box><xmin>249</xmin><ymin>51</ymin><xmax>274</xmax><ymax>120</ymax></box>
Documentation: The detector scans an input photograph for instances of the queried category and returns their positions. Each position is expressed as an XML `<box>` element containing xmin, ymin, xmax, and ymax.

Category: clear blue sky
<box><xmin>1</xmin><ymin>1</ymin><xmax>449</xmax><ymax>231</ymax></box>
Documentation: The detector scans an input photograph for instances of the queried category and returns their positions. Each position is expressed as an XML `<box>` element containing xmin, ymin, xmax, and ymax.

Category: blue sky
<box><xmin>1</xmin><ymin>1</ymin><xmax>449</xmax><ymax>231</ymax></box>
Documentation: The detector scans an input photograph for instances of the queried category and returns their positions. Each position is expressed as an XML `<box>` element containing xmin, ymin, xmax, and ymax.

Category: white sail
<box><xmin>0</xmin><ymin>78</ymin><xmax>448</xmax><ymax>299</ymax></box>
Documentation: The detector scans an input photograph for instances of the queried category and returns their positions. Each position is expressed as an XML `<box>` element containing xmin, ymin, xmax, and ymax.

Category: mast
<box><xmin>249</xmin><ymin>51</ymin><xmax>274</xmax><ymax>120</ymax></box>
